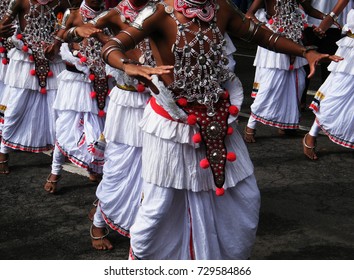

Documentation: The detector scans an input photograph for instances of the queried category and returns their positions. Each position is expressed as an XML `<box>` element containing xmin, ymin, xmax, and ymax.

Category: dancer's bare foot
<box><xmin>90</xmin><ymin>225</ymin><xmax>113</xmax><ymax>250</ymax></box>
<box><xmin>43</xmin><ymin>173</ymin><xmax>61</xmax><ymax>193</ymax></box>
<box><xmin>0</xmin><ymin>153</ymin><xmax>10</xmax><ymax>175</ymax></box>
<box><xmin>303</xmin><ymin>133</ymin><xmax>318</xmax><ymax>160</ymax></box>
<box><xmin>244</xmin><ymin>126</ymin><xmax>256</xmax><ymax>143</ymax></box>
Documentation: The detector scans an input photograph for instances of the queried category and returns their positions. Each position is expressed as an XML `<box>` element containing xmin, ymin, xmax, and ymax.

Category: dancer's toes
<box><xmin>90</xmin><ymin>225</ymin><xmax>113</xmax><ymax>250</ymax></box>
<box><xmin>302</xmin><ymin>133</ymin><xmax>318</xmax><ymax>160</ymax></box>
<box><xmin>44</xmin><ymin>174</ymin><xmax>61</xmax><ymax>193</ymax></box>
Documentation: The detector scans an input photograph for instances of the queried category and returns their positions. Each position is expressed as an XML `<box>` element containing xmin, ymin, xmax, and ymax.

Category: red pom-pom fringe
<box><xmin>0</xmin><ymin>47</ymin><xmax>5</xmax><ymax>54</ymax></box>
<box><xmin>80</xmin><ymin>56</ymin><xmax>87</xmax><ymax>63</ymax></box>
<box><xmin>22</xmin><ymin>45</ymin><xmax>29</xmax><ymax>53</ymax></box>
<box><xmin>177</xmin><ymin>97</ymin><xmax>188</xmax><ymax>107</ymax></box>
<box><xmin>40</xmin><ymin>88</ymin><xmax>47</xmax><ymax>94</ymax></box>
<box><xmin>47</xmin><ymin>70</ymin><xmax>53</xmax><ymax>77</ymax></box>
<box><xmin>192</xmin><ymin>133</ymin><xmax>202</xmax><ymax>144</ymax></box>
<box><xmin>30</xmin><ymin>69</ymin><xmax>36</xmax><ymax>76</ymax></box>
<box><xmin>2</xmin><ymin>58</ymin><xmax>8</xmax><ymax>65</ymax></box>
<box><xmin>187</xmin><ymin>114</ymin><xmax>197</xmax><ymax>125</ymax></box>
<box><xmin>16</xmin><ymin>34</ymin><xmax>23</xmax><ymax>40</ymax></box>
<box><xmin>227</xmin><ymin>152</ymin><xmax>236</xmax><ymax>162</ymax></box>
<box><xmin>200</xmin><ymin>158</ymin><xmax>210</xmax><ymax>169</ymax></box>
<box><xmin>228</xmin><ymin>105</ymin><xmax>239</xmax><ymax>116</ymax></box>
<box><xmin>90</xmin><ymin>91</ymin><xmax>97</xmax><ymax>98</ymax></box>
<box><xmin>29</xmin><ymin>55</ymin><xmax>34</xmax><ymax>62</ymax></box>
<box><xmin>89</xmin><ymin>74</ymin><xmax>95</xmax><ymax>81</ymax></box>
<box><xmin>215</xmin><ymin>188</ymin><xmax>225</xmax><ymax>196</ymax></box>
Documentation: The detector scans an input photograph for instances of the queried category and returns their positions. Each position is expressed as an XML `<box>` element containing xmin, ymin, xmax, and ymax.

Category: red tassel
<box><xmin>177</xmin><ymin>97</ymin><xmax>188</xmax><ymax>107</ymax></box>
<box><xmin>215</xmin><ymin>188</ymin><xmax>225</xmax><ymax>196</ymax></box>
<box><xmin>222</xmin><ymin>90</ymin><xmax>229</xmax><ymax>100</ymax></box>
<box><xmin>227</xmin><ymin>152</ymin><xmax>236</xmax><ymax>162</ymax></box>
<box><xmin>16</xmin><ymin>34</ymin><xmax>23</xmax><ymax>40</ymax></box>
<box><xmin>90</xmin><ymin>91</ymin><xmax>96</xmax><ymax>98</ymax></box>
<box><xmin>30</xmin><ymin>69</ymin><xmax>36</xmax><ymax>76</ymax></box>
<box><xmin>0</xmin><ymin>47</ymin><xmax>5</xmax><ymax>54</ymax></box>
<box><xmin>22</xmin><ymin>45</ymin><xmax>29</xmax><ymax>53</ymax></box>
<box><xmin>187</xmin><ymin>114</ymin><xmax>197</xmax><ymax>125</ymax></box>
<box><xmin>80</xmin><ymin>56</ymin><xmax>87</xmax><ymax>63</ymax></box>
<box><xmin>228</xmin><ymin>105</ymin><xmax>239</xmax><ymax>116</ymax></box>
<box><xmin>2</xmin><ymin>58</ymin><xmax>8</xmax><ymax>65</ymax></box>
<box><xmin>200</xmin><ymin>158</ymin><xmax>210</xmax><ymax>169</ymax></box>
<box><xmin>89</xmin><ymin>74</ymin><xmax>95</xmax><ymax>81</ymax></box>
<box><xmin>98</xmin><ymin>110</ymin><xmax>106</xmax><ymax>118</ymax></box>
<box><xmin>47</xmin><ymin>70</ymin><xmax>53</xmax><ymax>77</ymax></box>
<box><xmin>40</xmin><ymin>87</ymin><xmax>47</xmax><ymax>94</ymax></box>
<box><xmin>227</xmin><ymin>126</ymin><xmax>233</xmax><ymax>135</ymax></box>
<box><xmin>289</xmin><ymin>65</ymin><xmax>294</xmax><ymax>71</ymax></box>
<box><xmin>29</xmin><ymin>55</ymin><xmax>34</xmax><ymax>62</ymax></box>
<box><xmin>192</xmin><ymin>133</ymin><xmax>202</xmax><ymax>144</ymax></box>
<box><xmin>136</xmin><ymin>83</ymin><xmax>145</xmax><ymax>92</ymax></box>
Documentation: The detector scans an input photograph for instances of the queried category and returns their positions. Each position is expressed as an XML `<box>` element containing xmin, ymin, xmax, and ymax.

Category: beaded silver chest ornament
<box><xmin>18</xmin><ymin>0</ymin><xmax>60</xmax><ymax>93</ymax></box>
<box><xmin>163</xmin><ymin>0</ymin><xmax>239</xmax><ymax>196</ymax></box>
<box><xmin>268</xmin><ymin>0</ymin><xmax>307</xmax><ymax>44</ymax></box>
<box><xmin>76</xmin><ymin>1</ymin><xmax>109</xmax><ymax>117</ymax></box>
<box><xmin>0</xmin><ymin>0</ymin><xmax>14</xmax><ymax>65</ymax></box>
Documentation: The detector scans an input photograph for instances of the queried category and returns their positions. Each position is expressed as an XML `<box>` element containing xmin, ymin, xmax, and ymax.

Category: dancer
<box><xmin>102</xmin><ymin>0</ymin><xmax>341</xmax><ymax>259</ymax></box>
<box><xmin>303</xmin><ymin>4</ymin><xmax>353</xmax><ymax>160</ymax></box>
<box><xmin>243</xmin><ymin>0</ymin><xmax>327</xmax><ymax>143</ymax></box>
<box><xmin>0</xmin><ymin>0</ymin><xmax>72</xmax><ymax>174</ymax></box>
<box><xmin>43</xmin><ymin>0</ymin><xmax>111</xmax><ymax>193</ymax></box>
<box><xmin>0</xmin><ymin>0</ymin><xmax>16</xmax><ymax>141</ymax></box>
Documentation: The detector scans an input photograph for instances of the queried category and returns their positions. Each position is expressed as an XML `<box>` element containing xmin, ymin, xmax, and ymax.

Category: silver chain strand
<box><xmin>271</xmin><ymin>0</ymin><xmax>306</xmax><ymax>43</ymax></box>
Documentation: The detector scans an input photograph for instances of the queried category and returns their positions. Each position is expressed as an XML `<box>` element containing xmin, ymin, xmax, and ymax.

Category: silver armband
<box><xmin>60</xmin><ymin>9</ymin><xmax>71</xmax><ymax>30</ymax></box>
<box><xmin>66</xmin><ymin>27</ymin><xmax>83</xmax><ymax>43</ymax></box>
<box><xmin>88</xmin><ymin>10</ymin><xmax>109</xmax><ymax>26</ymax></box>
<box><xmin>102</xmin><ymin>38</ymin><xmax>127</xmax><ymax>63</ymax></box>
<box><xmin>131</xmin><ymin>3</ymin><xmax>157</xmax><ymax>30</ymax></box>
<box><xmin>242</xmin><ymin>21</ymin><xmax>263</xmax><ymax>42</ymax></box>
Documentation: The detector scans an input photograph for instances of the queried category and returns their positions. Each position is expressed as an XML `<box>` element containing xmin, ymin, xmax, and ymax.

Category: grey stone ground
<box><xmin>0</xmin><ymin>40</ymin><xmax>353</xmax><ymax>260</ymax></box>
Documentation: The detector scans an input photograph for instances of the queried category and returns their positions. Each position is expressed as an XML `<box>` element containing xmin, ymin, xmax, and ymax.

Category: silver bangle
<box><xmin>66</xmin><ymin>27</ymin><xmax>83</xmax><ymax>43</ymax></box>
<box><xmin>328</xmin><ymin>11</ymin><xmax>338</xmax><ymax>22</ymax></box>
<box><xmin>107</xmin><ymin>37</ymin><xmax>127</xmax><ymax>53</ymax></box>
<box><xmin>118</xmin><ymin>30</ymin><xmax>137</xmax><ymax>47</ymax></box>
<box><xmin>53</xmin><ymin>35</ymin><xmax>64</xmax><ymax>43</ymax></box>
<box><xmin>102</xmin><ymin>46</ymin><xmax>121</xmax><ymax>63</ymax></box>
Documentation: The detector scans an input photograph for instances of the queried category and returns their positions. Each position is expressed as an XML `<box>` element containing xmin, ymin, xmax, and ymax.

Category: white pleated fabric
<box><xmin>96</xmin><ymin>141</ymin><xmax>144</xmax><ymax>237</ymax></box>
<box><xmin>311</xmin><ymin>10</ymin><xmax>354</xmax><ymax>149</ymax></box>
<box><xmin>0</xmin><ymin>81</ymin><xmax>8</xmax><ymax>136</ymax></box>
<box><xmin>96</xmin><ymin>65</ymin><xmax>151</xmax><ymax>236</ymax></box>
<box><xmin>250</xmin><ymin>66</ymin><xmax>305</xmax><ymax>129</ymax></box>
<box><xmin>54</xmin><ymin>70</ymin><xmax>106</xmax><ymax>174</ymax></box>
<box><xmin>1</xmin><ymin>87</ymin><xmax>57</xmax><ymax>152</ymax></box>
<box><xmin>130</xmin><ymin>174</ymin><xmax>260</xmax><ymax>260</ymax></box>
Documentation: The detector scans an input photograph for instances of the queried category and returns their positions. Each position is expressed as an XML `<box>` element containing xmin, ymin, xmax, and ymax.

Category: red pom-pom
<box><xmin>80</xmin><ymin>56</ymin><xmax>87</xmax><ymax>63</ymax></box>
<box><xmin>0</xmin><ymin>47</ymin><xmax>5</xmax><ymax>54</ymax></box>
<box><xmin>200</xmin><ymin>158</ymin><xmax>210</xmax><ymax>169</ymax></box>
<box><xmin>227</xmin><ymin>126</ymin><xmax>234</xmax><ymax>135</ymax></box>
<box><xmin>289</xmin><ymin>65</ymin><xmax>294</xmax><ymax>71</ymax></box>
<box><xmin>29</xmin><ymin>55</ymin><xmax>34</xmax><ymax>62</ymax></box>
<box><xmin>304</xmin><ymin>23</ymin><xmax>309</xmax><ymax>29</ymax></box>
<box><xmin>177</xmin><ymin>97</ymin><xmax>188</xmax><ymax>107</ymax></box>
<box><xmin>227</xmin><ymin>152</ymin><xmax>237</xmax><ymax>162</ymax></box>
<box><xmin>22</xmin><ymin>45</ymin><xmax>29</xmax><ymax>52</ymax></box>
<box><xmin>278</xmin><ymin>27</ymin><xmax>284</xmax><ymax>33</ymax></box>
<box><xmin>222</xmin><ymin>90</ymin><xmax>229</xmax><ymax>100</ymax></box>
<box><xmin>89</xmin><ymin>74</ymin><xmax>95</xmax><ymax>81</ymax></box>
<box><xmin>192</xmin><ymin>133</ymin><xmax>202</xmax><ymax>144</ymax></box>
<box><xmin>16</xmin><ymin>34</ymin><xmax>23</xmax><ymax>40</ymax></box>
<box><xmin>136</xmin><ymin>83</ymin><xmax>145</xmax><ymax>92</ymax></box>
<box><xmin>90</xmin><ymin>91</ymin><xmax>97</xmax><ymax>98</ymax></box>
<box><xmin>187</xmin><ymin>114</ymin><xmax>197</xmax><ymax>125</ymax></box>
<box><xmin>228</xmin><ymin>105</ymin><xmax>239</xmax><ymax>116</ymax></box>
<box><xmin>30</xmin><ymin>69</ymin><xmax>36</xmax><ymax>76</ymax></box>
<box><xmin>77</xmin><ymin>52</ymin><xmax>83</xmax><ymax>58</ymax></box>
<box><xmin>2</xmin><ymin>58</ymin><xmax>8</xmax><ymax>65</ymax></box>
<box><xmin>268</xmin><ymin>18</ymin><xmax>274</xmax><ymax>25</ymax></box>
<box><xmin>40</xmin><ymin>87</ymin><xmax>47</xmax><ymax>94</ymax></box>
<box><xmin>98</xmin><ymin>110</ymin><xmax>106</xmax><ymax>118</ymax></box>
<box><xmin>47</xmin><ymin>70</ymin><xmax>53</xmax><ymax>77</ymax></box>
<box><xmin>215</xmin><ymin>188</ymin><xmax>225</xmax><ymax>196</ymax></box>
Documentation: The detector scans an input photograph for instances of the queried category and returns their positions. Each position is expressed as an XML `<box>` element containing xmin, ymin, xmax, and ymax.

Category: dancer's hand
<box><xmin>123</xmin><ymin>64</ymin><xmax>174</xmax><ymax>93</ymax></box>
<box><xmin>75</xmin><ymin>26</ymin><xmax>102</xmax><ymax>38</ymax></box>
<box><xmin>0</xmin><ymin>24</ymin><xmax>16</xmax><ymax>38</ymax></box>
<box><xmin>305</xmin><ymin>51</ymin><xmax>343</xmax><ymax>78</ymax></box>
